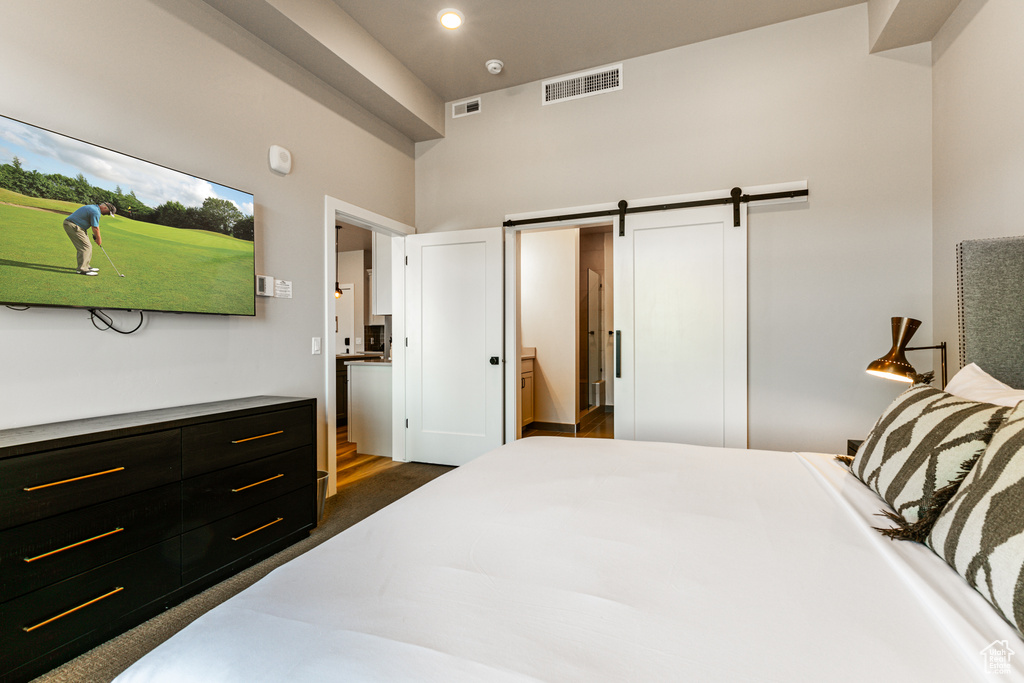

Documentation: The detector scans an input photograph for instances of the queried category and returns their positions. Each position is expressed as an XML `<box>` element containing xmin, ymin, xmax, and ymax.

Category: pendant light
<box><xmin>334</xmin><ymin>226</ymin><xmax>342</xmax><ymax>298</ymax></box>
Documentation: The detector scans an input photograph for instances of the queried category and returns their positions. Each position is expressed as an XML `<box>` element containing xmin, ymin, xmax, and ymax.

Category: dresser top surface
<box><xmin>0</xmin><ymin>396</ymin><xmax>314</xmax><ymax>457</ymax></box>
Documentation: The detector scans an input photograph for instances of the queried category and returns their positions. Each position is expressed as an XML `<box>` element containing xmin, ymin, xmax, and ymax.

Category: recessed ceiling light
<box><xmin>437</xmin><ymin>8</ymin><xmax>464</xmax><ymax>30</ymax></box>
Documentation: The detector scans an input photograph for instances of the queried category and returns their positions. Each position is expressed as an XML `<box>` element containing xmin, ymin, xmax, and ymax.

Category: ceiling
<box><xmin>336</xmin><ymin>221</ymin><xmax>374</xmax><ymax>252</ymax></box>
<box><xmin>331</xmin><ymin>0</ymin><xmax>864</xmax><ymax>103</ymax></box>
<box><xmin>203</xmin><ymin>0</ymin><xmax>954</xmax><ymax>141</ymax></box>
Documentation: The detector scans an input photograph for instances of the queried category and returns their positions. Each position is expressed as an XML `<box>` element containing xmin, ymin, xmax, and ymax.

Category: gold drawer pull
<box><xmin>231</xmin><ymin>474</ymin><xmax>284</xmax><ymax>493</ymax></box>
<box><xmin>23</xmin><ymin>586</ymin><xmax>124</xmax><ymax>633</ymax></box>
<box><xmin>23</xmin><ymin>467</ymin><xmax>126</xmax><ymax>492</ymax></box>
<box><xmin>232</xmin><ymin>518</ymin><xmax>283</xmax><ymax>541</ymax></box>
<box><xmin>231</xmin><ymin>430</ymin><xmax>283</xmax><ymax>444</ymax></box>
<box><xmin>23</xmin><ymin>528</ymin><xmax>125</xmax><ymax>563</ymax></box>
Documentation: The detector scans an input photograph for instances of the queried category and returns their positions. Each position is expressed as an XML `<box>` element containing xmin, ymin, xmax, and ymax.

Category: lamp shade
<box><xmin>866</xmin><ymin>317</ymin><xmax>920</xmax><ymax>382</ymax></box>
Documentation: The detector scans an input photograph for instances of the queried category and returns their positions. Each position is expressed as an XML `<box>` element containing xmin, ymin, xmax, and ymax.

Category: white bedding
<box><xmin>115</xmin><ymin>438</ymin><xmax>1024</xmax><ymax>682</ymax></box>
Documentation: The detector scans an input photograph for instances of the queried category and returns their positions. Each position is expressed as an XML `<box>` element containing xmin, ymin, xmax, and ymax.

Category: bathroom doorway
<box><xmin>517</xmin><ymin>223</ymin><xmax>614</xmax><ymax>440</ymax></box>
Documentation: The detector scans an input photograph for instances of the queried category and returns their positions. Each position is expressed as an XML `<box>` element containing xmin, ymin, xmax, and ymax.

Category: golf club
<box><xmin>100</xmin><ymin>245</ymin><xmax>125</xmax><ymax>277</ymax></box>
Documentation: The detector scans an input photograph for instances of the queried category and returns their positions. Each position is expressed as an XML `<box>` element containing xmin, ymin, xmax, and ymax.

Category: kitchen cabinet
<box><xmin>337</xmin><ymin>359</ymin><xmax>347</xmax><ymax>423</ymax></box>
<box><xmin>365</xmin><ymin>269</ymin><xmax>384</xmax><ymax>326</ymax></box>
<box><xmin>336</xmin><ymin>354</ymin><xmax>382</xmax><ymax>425</ymax></box>
<box><xmin>371</xmin><ymin>231</ymin><xmax>393</xmax><ymax>316</ymax></box>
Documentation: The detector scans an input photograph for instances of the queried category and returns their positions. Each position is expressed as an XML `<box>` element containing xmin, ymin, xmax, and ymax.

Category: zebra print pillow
<box><xmin>852</xmin><ymin>385</ymin><xmax>1008</xmax><ymax>529</ymax></box>
<box><xmin>928</xmin><ymin>401</ymin><xmax>1024</xmax><ymax>634</ymax></box>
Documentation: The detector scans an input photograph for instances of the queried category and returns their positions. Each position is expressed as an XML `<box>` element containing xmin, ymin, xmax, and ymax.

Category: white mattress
<box><xmin>115</xmin><ymin>438</ymin><xmax>1024</xmax><ymax>682</ymax></box>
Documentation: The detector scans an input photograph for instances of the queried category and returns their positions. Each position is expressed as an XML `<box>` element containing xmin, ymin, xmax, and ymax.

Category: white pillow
<box><xmin>945</xmin><ymin>363</ymin><xmax>1024</xmax><ymax>406</ymax></box>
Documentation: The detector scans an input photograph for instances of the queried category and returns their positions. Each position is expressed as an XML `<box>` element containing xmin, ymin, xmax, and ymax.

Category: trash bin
<box><xmin>315</xmin><ymin>470</ymin><xmax>329</xmax><ymax>524</ymax></box>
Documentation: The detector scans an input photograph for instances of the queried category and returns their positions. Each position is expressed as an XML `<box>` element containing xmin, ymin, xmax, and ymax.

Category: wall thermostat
<box><xmin>256</xmin><ymin>274</ymin><xmax>275</xmax><ymax>297</ymax></box>
<box><xmin>268</xmin><ymin>145</ymin><xmax>292</xmax><ymax>175</ymax></box>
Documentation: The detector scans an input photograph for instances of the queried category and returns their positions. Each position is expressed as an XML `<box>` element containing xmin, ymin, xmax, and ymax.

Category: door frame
<box><xmin>324</xmin><ymin>195</ymin><xmax>414</xmax><ymax>497</ymax></box>
<box><xmin>503</xmin><ymin>209</ymin><xmax>617</xmax><ymax>442</ymax></box>
<box><xmin>502</xmin><ymin>182</ymin><xmax>808</xmax><ymax>444</ymax></box>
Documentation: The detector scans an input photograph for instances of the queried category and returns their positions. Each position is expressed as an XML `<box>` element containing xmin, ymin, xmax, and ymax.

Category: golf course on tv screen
<box><xmin>0</xmin><ymin>114</ymin><xmax>255</xmax><ymax>316</ymax></box>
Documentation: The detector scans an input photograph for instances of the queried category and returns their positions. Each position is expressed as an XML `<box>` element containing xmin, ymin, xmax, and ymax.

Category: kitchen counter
<box><xmin>345</xmin><ymin>359</ymin><xmax>392</xmax><ymax>366</ymax></box>
<box><xmin>336</xmin><ymin>353</ymin><xmax>383</xmax><ymax>425</ymax></box>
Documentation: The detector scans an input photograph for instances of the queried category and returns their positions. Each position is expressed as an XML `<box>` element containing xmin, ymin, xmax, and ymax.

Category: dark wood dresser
<box><xmin>0</xmin><ymin>396</ymin><xmax>316</xmax><ymax>683</ymax></box>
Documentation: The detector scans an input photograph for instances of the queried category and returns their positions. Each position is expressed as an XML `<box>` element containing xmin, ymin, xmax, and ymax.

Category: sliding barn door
<box><xmin>614</xmin><ymin>204</ymin><xmax>747</xmax><ymax>448</ymax></box>
<box><xmin>405</xmin><ymin>228</ymin><xmax>504</xmax><ymax>465</ymax></box>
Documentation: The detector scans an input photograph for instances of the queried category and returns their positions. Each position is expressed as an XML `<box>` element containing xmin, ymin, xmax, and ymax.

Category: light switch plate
<box><xmin>311</xmin><ymin>337</ymin><xmax>321</xmax><ymax>355</ymax></box>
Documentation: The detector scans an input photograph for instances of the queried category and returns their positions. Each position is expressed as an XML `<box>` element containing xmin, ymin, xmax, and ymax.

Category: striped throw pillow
<box><xmin>852</xmin><ymin>385</ymin><xmax>1008</xmax><ymax>530</ymax></box>
<box><xmin>928</xmin><ymin>401</ymin><xmax>1024</xmax><ymax>634</ymax></box>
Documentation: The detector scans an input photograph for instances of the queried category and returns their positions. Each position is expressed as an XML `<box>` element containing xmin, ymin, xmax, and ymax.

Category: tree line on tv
<box><xmin>0</xmin><ymin>156</ymin><xmax>254</xmax><ymax>241</ymax></box>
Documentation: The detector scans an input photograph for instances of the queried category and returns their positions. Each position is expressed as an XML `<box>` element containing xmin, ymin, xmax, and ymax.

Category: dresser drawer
<box><xmin>0</xmin><ymin>538</ymin><xmax>180</xmax><ymax>673</ymax></box>
<box><xmin>182</xmin><ymin>486</ymin><xmax>313</xmax><ymax>584</ymax></box>
<box><xmin>0</xmin><ymin>430</ymin><xmax>181</xmax><ymax>530</ymax></box>
<box><xmin>182</xmin><ymin>447</ymin><xmax>314</xmax><ymax>532</ymax></box>
<box><xmin>0</xmin><ymin>483</ymin><xmax>180</xmax><ymax>603</ymax></box>
<box><xmin>182</xmin><ymin>407</ymin><xmax>313</xmax><ymax>477</ymax></box>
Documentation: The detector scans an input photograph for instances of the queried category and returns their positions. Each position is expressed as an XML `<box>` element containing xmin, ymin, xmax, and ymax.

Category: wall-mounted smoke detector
<box><xmin>485</xmin><ymin>59</ymin><xmax>503</xmax><ymax>75</ymax></box>
<box><xmin>452</xmin><ymin>97</ymin><xmax>481</xmax><ymax>118</ymax></box>
<box><xmin>542</xmin><ymin>64</ymin><xmax>623</xmax><ymax>105</ymax></box>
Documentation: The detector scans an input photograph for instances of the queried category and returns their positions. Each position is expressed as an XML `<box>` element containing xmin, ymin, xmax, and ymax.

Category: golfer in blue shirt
<box><xmin>63</xmin><ymin>202</ymin><xmax>115</xmax><ymax>275</ymax></box>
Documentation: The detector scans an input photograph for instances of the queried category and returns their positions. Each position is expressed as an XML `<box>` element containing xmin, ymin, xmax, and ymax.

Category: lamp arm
<box><xmin>905</xmin><ymin>342</ymin><xmax>947</xmax><ymax>388</ymax></box>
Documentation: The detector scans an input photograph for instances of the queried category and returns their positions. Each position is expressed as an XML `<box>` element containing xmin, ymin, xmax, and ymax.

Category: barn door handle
<box><xmin>615</xmin><ymin>331</ymin><xmax>622</xmax><ymax>378</ymax></box>
<box><xmin>489</xmin><ymin>356</ymin><xmax>500</xmax><ymax>365</ymax></box>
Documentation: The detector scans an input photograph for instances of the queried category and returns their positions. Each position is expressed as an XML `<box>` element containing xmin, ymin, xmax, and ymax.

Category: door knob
<box><xmin>489</xmin><ymin>356</ymin><xmax>500</xmax><ymax>365</ymax></box>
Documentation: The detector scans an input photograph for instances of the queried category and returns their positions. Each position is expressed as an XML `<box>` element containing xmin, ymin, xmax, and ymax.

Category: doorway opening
<box><xmin>334</xmin><ymin>222</ymin><xmax>398</xmax><ymax>490</ymax></box>
<box><xmin>515</xmin><ymin>222</ymin><xmax>614</xmax><ymax>441</ymax></box>
<box><xmin>323</xmin><ymin>195</ymin><xmax>413</xmax><ymax>499</ymax></box>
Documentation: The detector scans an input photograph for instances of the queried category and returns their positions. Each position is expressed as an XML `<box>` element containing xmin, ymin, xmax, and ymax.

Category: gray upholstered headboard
<box><xmin>958</xmin><ymin>236</ymin><xmax>1024</xmax><ymax>389</ymax></box>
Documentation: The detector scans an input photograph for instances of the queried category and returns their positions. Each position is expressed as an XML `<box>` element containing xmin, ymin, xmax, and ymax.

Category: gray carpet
<box><xmin>30</xmin><ymin>462</ymin><xmax>453</xmax><ymax>683</ymax></box>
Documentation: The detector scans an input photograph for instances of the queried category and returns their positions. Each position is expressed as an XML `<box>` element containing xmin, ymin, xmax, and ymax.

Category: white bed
<box><xmin>114</xmin><ymin>437</ymin><xmax>1024</xmax><ymax>682</ymax></box>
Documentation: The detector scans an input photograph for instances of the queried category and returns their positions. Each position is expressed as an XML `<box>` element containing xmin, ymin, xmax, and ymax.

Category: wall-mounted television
<box><xmin>0</xmin><ymin>113</ymin><xmax>255</xmax><ymax>316</ymax></box>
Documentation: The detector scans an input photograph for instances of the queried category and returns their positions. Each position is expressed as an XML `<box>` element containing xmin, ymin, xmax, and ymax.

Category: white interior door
<box><xmin>615</xmin><ymin>203</ymin><xmax>747</xmax><ymax>448</ymax></box>
<box><xmin>406</xmin><ymin>227</ymin><xmax>504</xmax><ymax>465</ymax></box>
<box><xmin>335</xmin><ymin>282</ymin><xmax>354</xmax><ymax>354</ymax></box>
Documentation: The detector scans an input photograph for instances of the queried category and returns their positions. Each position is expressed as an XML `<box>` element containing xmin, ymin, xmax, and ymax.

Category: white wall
<box><xmin>579</xmin><ymin>230</ymin><xmax>607</xmax><ymax>414</ymax></box>
<box><xmin>416</xmin><ymin>5</ymin><xmax>934</xmax><ymax>453</ymax></box>
<box><xmin>521</xmin><ymin>229</ymin><xmax>578</xmax><ymax>426</ymax></box>
<box><xmin>337</xmin><ymin>250</ymin><xmax>366</xmax><ymax>351</ymax></box>
<box><xmin>932</xmin><ymin>0</ymin><xmax>1024</xmax><ymax>370</ymax></box>
<box><xmin>0</xmin><ymin>0</ymin><xmax>415</xmax><ymax>474</ymax></box>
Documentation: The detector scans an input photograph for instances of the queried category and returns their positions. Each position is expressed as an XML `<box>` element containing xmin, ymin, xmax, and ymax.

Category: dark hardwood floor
<box><xmin>336</xmin><ymin>425</ymin><xmax>404</xmax><ymax>489</ymax></box>
<box><xmin>523</xmin><ymin>408</ymin><xmax>614</xmax><ymax>439</ymax></box>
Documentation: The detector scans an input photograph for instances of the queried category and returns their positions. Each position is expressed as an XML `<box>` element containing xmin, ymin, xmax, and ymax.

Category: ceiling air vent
<box><xmin>452</xmin><ymin>98</ymin><xmax>481</xmax><ymax>118</ymax></box>
<box><xmin>543</xmin><ymin>64</ymin><xmax>622</xmax><ymax>105</ymax></box>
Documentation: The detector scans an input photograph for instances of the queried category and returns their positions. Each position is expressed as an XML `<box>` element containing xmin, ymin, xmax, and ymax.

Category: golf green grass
<box><xmin>0</xmin><ymin>189</ymin><xmax>254</xmax><ymax>315</ymax></box>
